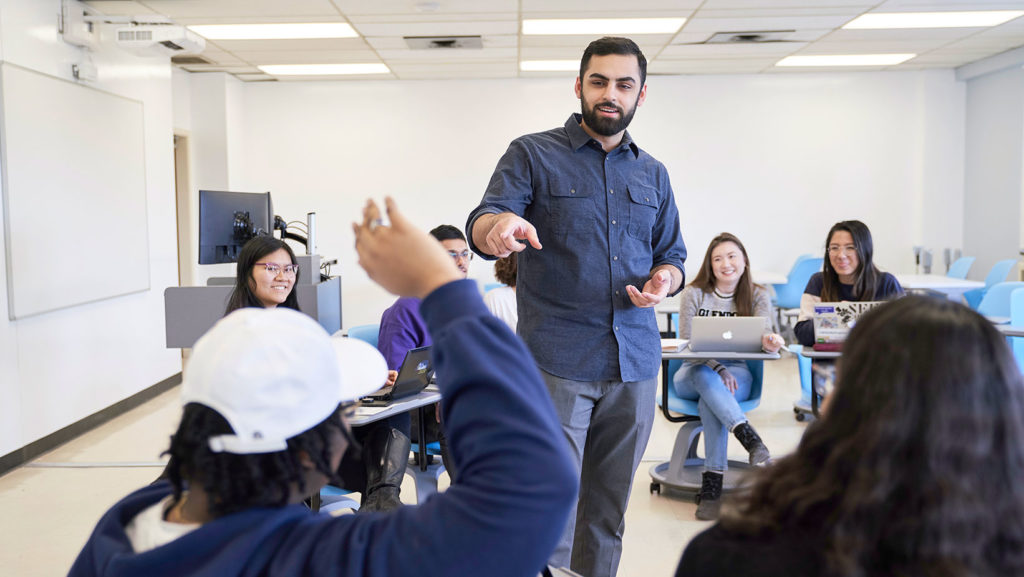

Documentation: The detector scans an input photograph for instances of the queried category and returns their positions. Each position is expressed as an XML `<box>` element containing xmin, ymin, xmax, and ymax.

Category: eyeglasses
<box><xmin>447</xmin><ymin>250</ymin><xmax>473</xmax><ymax>262</ymax></box>
<box><xmin>827</xmin><ymin>245</ymin><xmax>857</xmax><ymax>256</ymax></box>
<box><xmin>254</xmin><ymin>262</ymin><xmax>299</xmax><ymax>276</ymax></box>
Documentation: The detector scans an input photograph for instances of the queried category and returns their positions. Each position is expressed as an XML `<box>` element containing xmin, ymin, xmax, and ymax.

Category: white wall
<box><xmin>176</xmin><ymin>69</ymin><xmax>966</xmax><ymax>328</ymax></box>
<box><xmin>0</xmin><ymin>0</ymin><xmax>180</xmax><ymax>456</ymax></box>
<box><xmin>963</xmin><ymin>65</ymin><xmax>1024</xmax><ymax>281</ymax></box>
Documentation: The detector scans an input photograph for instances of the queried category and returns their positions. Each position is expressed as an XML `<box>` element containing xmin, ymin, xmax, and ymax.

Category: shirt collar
<box><xmin>565</xmin><ymin>113</ymin><xmax>640</xmax><ymax>158</ymax></box>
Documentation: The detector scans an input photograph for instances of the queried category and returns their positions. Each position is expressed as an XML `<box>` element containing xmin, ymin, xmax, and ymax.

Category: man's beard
<box><xmin>580</xmin><ymin>94</ymin><xmax>638</xmax><ymax>137</ymax></box>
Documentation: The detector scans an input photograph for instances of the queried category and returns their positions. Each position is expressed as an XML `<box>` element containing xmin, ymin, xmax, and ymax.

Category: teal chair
<box><xmin>790</xmin><ymin>344</ymin><xmax>815</xmax><ymax>421</ymax></box>
<box><xmin>650</xmin><ymin>353</ymin><xmax>765</xmax><ymax>494</ymax></box>
<box><xmin>977</xmin><ymin>281</ymin><xmax>1024</xmax><ymax>320</ymax></box>
<box><xmin>964</xmin><ymin>259</ymin><xmax>1017</xmax><ymax>309</ymax></box>
<box><xmin>346</xmin><ymin>323</ymin><xmax>380</xmax><ymax>347</ymax></box>
<box><xmin>1011</xmin><ymin>288</ymin><xmax>1024</xmax><ymax>373</ymax></box>
<box><xmin>771</xmin><ymin>256</ymin><xmax>824</xmax><ymax>335</ymax></box>
<box><xmin>947</xmin><ymin>256</ymin><xmax>975</xmax><ymax>279</ymax></box>
<box><xmin>483</xmin><ymin>282</ymin><xmax>505</xmax><ymax>293</ymax></box>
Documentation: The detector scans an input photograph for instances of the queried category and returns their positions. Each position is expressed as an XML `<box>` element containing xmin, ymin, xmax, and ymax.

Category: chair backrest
<box><xmin>985</xmin><ymin>259</ymin><xmax>1018</xmax><ymax>288</ymax></box>
<box><xmin>772</xmin><ymin>257</ymin><xmax>824</xmax><ymax>310</ymax></box>
<box><xmin>1011</xmin><ymin>288</ymin><xmax>1024</xmax><ymax>373</ymax></box>
<box><xmin>946</xmin><ymin>256</ymin><xmax>975</xmax><ymax>279</ymax></box>
<box><xmin>977</xmin><ymin>282</ymin><xmax>1024</xmax><ymax>319</ymax></box>
<box><xmin>347</xmin><ymin>323</ymin><xmax>380</xmax><ymax>348</ymax></box>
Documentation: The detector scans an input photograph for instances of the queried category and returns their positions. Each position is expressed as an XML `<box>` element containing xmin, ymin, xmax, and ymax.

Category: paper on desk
<box><xmin>661</xmin><ymin>338</ymin><xmax>688</xmax><ymax>353</ymax></box>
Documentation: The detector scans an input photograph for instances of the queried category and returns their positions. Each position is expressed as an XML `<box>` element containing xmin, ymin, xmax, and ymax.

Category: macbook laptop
<box><xmin>360</xmin><ymin>346</ymin><xmax>434</xmax><ymax>407</ymax></box>
<box><xmin>688</xmin><ymin>316</ymin><xmax>766</xmax><ymax>353</ymax></box>
<box><xmin>811</xmin><ymin>301</ymin><xmax>883</xmax><ymax>345</ymax></box>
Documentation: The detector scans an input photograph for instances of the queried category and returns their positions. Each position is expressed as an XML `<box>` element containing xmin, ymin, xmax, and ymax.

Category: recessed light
<box><xmin>776</xmin><ymin>54</ymin><xmax>916</xmax><ymax>67</ymax></box>
<box><xmin>189</xmin><ymin>23</ymin><xmax>358</xmax><ymax>40</ymax></box>
<box><xmin>844</xmin><ymin>11</ymin><xmax>1024</xmax><ymax>30</ymax></box>
<box><xmin>520</xmin><ymin>60</ymin><xmax>579</xmax><ymax>72</ymax></box>
<box><xmin>258</xmin><ymin>64</ymin><xmax>390</xmax><ymax>76</ymax></box>
<box><xmin>522</xmin><ymin>18</ymin><xmax>685</xmax><ymax>36</ymax></box>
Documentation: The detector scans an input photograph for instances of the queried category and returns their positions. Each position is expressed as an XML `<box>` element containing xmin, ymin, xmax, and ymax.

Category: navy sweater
<box><xmin>69</xmin><ymin>279</ymin><xmax>578</xmax><ymax>577</ymax></box>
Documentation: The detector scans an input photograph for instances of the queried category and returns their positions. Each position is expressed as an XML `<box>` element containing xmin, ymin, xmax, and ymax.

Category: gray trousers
<box><xmin>541</xmin><ymin>370</ymin><xmax>657</xmax><ymax>577</ymax></box>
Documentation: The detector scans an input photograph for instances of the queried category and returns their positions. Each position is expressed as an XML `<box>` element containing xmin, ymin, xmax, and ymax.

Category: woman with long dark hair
<box><xmin>677</xmin><ymin>295</ymin><xmax>1024</xmax><ymax>576</ymax></box>
<box><xmin>225</xmin><ymin>236</ymin><xmax>301</xmax><ymax>313</ymax></box>
<box><xmin>675</xmin><ymin>233</ymin><xmax>784</xmax><ymax>520</ymax></box>
<box><xmin>793</xmin><ymin>220</ymin><xmax>902</xmax><ymax>346</ymax></box>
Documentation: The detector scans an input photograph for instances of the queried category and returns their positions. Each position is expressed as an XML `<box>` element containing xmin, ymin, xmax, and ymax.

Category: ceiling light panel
<box><xmin>522</xmin><ymin>18</ymin><xmax>686</xmax><ymax>35</ymax></box>
<box><xmin>189</xmin><ymin>23</ymin><xmax>358</xmax><ymax>40</ymax></box>
<box><xmin>844</xmin><ymin>11</ymin><xmax>1024</xmax><ymax>30</ymax></box>
<box><xmin>776</xmin><ymin>54</ymin><xmax>916</xmax><ymax>66</ymax></box>
<box><xmin>258</xmin><ymin>63</ymin><xmax>390</xmax><ymax>75</ymax></box>
<box><xmin>520</xmin><ymin>60</ymin><xmax>579</xmax><ymax>72</ymax></box>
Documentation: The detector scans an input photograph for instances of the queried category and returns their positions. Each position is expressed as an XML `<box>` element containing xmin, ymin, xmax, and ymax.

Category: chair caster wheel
<box><xmin>795</xmin><ymin>412</ymin><xmax>806</xmax><ymax>422</ymax></box>
<box><xmin>650</xmin><ymin>482</ymin><xmax>661</xmax><ymax>494</ymax></box>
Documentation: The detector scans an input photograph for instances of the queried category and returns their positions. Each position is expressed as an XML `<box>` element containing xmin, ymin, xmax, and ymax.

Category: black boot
<box><xmin>695</xmin><ymin>471</ymin><xmax>723</xmax><ymax>520</ymax></box>
<box><xmin>359</xmin><ymin>426</ymin><xmax>410</xmax><ymax>513</ymax></box>
<box><xmin>733</xmin><ymin>422</ymin><xmax>771</xmax><ymax>466</ymax></box>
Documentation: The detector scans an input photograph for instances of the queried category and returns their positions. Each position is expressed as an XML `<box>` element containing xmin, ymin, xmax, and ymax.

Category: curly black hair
<box><xmin>723</xmin><ymin>296</ymin><xmax>1024</xmax><ymax>576</ymax></box>
<box><xmin>163</xmin><ymin>403</ymin><xmax>344</xmax><ymax>518</ymax></box>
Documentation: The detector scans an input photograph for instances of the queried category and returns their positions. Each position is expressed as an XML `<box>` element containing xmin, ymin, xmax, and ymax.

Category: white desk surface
<box><xmin>997</xmin><ymin>325</ymin><xmax>1024</xmax><ymax>337</ymax></box>
<box><xmin>661</xmin><ymin>339</ymin><xmax>780</xmax><ymax>361</ymax></box>
<box><xmin>896</xmin><ymin>274</ymin><xmax>984</xmax><ymax>290</ymax></box>
<box><xmin>349</xmin><ymin>388</ymin><xmax>441</xmax><ymax>426</ymax></box>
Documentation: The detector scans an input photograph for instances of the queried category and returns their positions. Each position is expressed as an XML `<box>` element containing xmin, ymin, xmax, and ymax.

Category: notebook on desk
<box><xmin>811</xmin><ymin>301</ymin><xmax>883</xmax><ymax>348</ymax></box>
<box><xmin>688</xmin><ymin>316</ymin><xmax>765</xmax><ymax>353</ymax></box>
<box><xmin>360</xmin><ymin>346</ymin><xmax>434</xmax><ymax>407</ymax></box>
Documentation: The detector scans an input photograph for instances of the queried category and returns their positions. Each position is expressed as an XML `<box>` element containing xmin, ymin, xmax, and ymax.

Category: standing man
<box><xmin>466</xmin><ymin>37</ymin><xmax>686</xmax><ymax>577</ymax></box>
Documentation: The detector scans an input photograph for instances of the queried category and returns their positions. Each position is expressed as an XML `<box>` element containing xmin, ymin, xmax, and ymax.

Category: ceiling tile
<box><xmin>83</xmin><ymin>1</ymin><xmax>158</xmax><ymax>15</ymax></box>
<box><xmin>375</xmin><ymin>47</ymin><xmax>518</xmax><ymax>61</ymax></box>
<box><xmin>234</xmin><ymin>50</ymin><xmax>381</xmax><ymax>64</ymax></box>
<box><xmin>333</xmin><ymin>0</ymin><xmax>518</xmax><ymax>16</ymax></box>
<box><xmin>353</xmin><ymin>20</ymin><xmax>517</xmax><ymax>36</ymax></box>
<box><xmin>138</xmin><ymin>0</ymin><xmax>342</xmax><ymax>19</ymax></box>
<box><xmin>659</xmin><ymin>42</ymin><xmax>808</xmax><ymax>59</ymax></box>
<box><xmin>203</xmin><ymin>38</ymin><xmax>371</xmax><ymax>52</ymax></box>
<box><xmin>682</xmin><ymin>15</ymin><xmax>860</xmax><ymax>33</ymax></box>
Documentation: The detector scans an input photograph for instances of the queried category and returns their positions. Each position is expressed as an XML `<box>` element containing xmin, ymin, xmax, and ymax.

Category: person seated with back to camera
<box><xmin>674</xmin><ymin>233</ymin><xmax>783</xmax><ymax>520</ymax></box>
<box><xmin>793</xmin><ymin>219</ymin><xmax>904</xmax><ymax>347</ymax></box>
<box><xmin>70</xmin><ymin>197</ymin><xmax>578</xmax><ymax>577</ymax></box>
<box><xmin>484</xmin><ymin>252</ymin><xmax>518</xmax><ymax>332</ymax></box>
<box><xmin>676</xmin><ymin>295</ymin><xmax>1024</xmax><ymax>577</ymax></box>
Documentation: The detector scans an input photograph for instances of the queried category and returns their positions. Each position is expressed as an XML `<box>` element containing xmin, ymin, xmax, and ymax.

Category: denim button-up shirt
<box><xmin>467</xmin><ymin>114</ymin><xmax>686</xmax><ymax>382</ymax></box>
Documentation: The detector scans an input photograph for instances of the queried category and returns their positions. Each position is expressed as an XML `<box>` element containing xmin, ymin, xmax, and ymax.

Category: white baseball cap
<box><xmin>181</xmin><ymin>307</ymin><xmax>388</xmax><ymax>454</ymax></box>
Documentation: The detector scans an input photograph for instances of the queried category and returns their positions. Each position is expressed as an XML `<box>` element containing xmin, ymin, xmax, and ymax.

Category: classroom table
<box><xmin>798</xmin><ymin>348</ymin><xmax>841</xmax><ymax>418</ymax></box>
<box><xmin>310</xmin><ymin>388</ymin><xmax>441</xmax><ymax>511</ymax></box>
<box><xmin>997</xmin><ymin>325</ymin><xmax>1024</xmax><ymax>337</ymax></box>
<box><xmin>895</xmin><ymin>274</ymin><xmax>984</xmax><ymax>302</ymax></box>
<box><xmin>651</xmin><ymin>342</ymin><xmax>780</xmax><ymax>494</ymax></box>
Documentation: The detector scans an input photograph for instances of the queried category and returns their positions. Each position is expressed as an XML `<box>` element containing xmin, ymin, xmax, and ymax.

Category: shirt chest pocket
<box><xmin>626</xmin><ymin>184</ymin><xmax>658</xmax><ymax>242</ymax></box>
<box><xmin>549</xmin><ymin>182</ymin><xmax>597</xmax><ymax>234</ymax></box>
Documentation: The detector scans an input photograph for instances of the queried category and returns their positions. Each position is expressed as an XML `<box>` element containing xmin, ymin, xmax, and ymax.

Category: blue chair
<box><xmin>964</xmin><ymin>259</ymin><xmax>1017</xmax><ymax>309</ymax></box>
<box><xmin>407</xmin><ymin>441</ymin><xmax>446</xmax><ymax>502</ymax></box>
<box><xmin>977</xmin><ymin>281</ymin><xmax>1024</xmax><ymax>320</ymax></box>
<box><xmin>790</xmin><ymin>344</ymin><xmax>815</xmax><ymax>421</ymax></box>
<box><xmin>346</xmin><ymin>323</ymin><xmax>380</xmax><ymax>347</ymax></box>
<box><xmin>650</xmin><ymin>357</ymin><xmax>765</xmax><ymax>494</ymax></box>
<box><xmin>946</xmin><ymin>256</ymin><xmax>975</xmax><ymax>279</ymax></box>
<box><xmin>483</xmin><ymin>282</ymin><xmax>505</xmax><ymax>293</ymax></box>
<box><xmin>1011</xmin><ymin>288</ymin><xmax>1024</xmax><ymax>373</ymax></box>
<box><xmin>771</xmin><ymin>256</ymin><xmax>824</xmax><ymax>334</ymax></box>
<box><xmin>312</xmin><ymin>485</ymin><xmax>360</xmax><ymax>514</ymax></box>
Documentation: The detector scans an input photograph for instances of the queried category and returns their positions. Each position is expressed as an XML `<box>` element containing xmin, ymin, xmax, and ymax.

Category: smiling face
<box><xmin>249</xmin><ymin>248</ymin><xmax>296</xmax><ymax>308</ymax></box>
<box><xmin>710</xmin><ymin>241</ymin><xmax>747</xmax><ymax>291</ymax></box>
<box><xmin>575</xmin><ymin>53</ymin><xmax>647</xmax><ymax>143</ymax></box>
<box><xmin>828</xmin><ymin>230</ymin><xmax>860</xmax><ymax>284</ymax></box>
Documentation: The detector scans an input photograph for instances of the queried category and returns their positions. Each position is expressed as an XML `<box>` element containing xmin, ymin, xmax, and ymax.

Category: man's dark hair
<box><xmin>580</xmin><ymin>37</ymin><xmax>647</xmax><ymax>88</ymax></box>
<box><xmin>429</xmin><ymin>224</ymin><xmax>466</xmax><ymax>242</ymax></box>
<box><xmin>163</xmin><ymin>403</ymin><xmax>343</xmax><ymax>518</ymax></box>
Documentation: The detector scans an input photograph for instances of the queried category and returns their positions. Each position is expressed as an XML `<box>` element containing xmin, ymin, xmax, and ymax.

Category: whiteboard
<box><xmin>0</xmin><ymin>63</ymin><xmax>149</xmax><ymax>320</ymax></box>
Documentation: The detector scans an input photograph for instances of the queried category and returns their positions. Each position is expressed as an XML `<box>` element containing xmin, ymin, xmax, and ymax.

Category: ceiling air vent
<box><xmin>705</xmin><ymin>30</ymin><xmax>795</xmax><ymax>44</ymax></box>
<box><xmin>404</xmin><ymin>35</ymin><xmax>483</xmax><ymax>49</ymax></box>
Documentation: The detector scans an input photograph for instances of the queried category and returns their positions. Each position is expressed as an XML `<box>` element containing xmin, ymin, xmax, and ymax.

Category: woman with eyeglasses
<box><xmin>226</xmin><ymin>236</ymin><xmax>301</xmax><ymax>313</ymax></box>
<box><xmin>793</xmin><ymin>220</ymin><xmax>903</xmax><ymax>347</ymax></box>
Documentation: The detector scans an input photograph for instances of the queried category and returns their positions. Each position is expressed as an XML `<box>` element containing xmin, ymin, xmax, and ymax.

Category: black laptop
<box><xmin>359</xmin><ymin>346</ymin><xmax>434</xmax><ymax>407</ymax></box>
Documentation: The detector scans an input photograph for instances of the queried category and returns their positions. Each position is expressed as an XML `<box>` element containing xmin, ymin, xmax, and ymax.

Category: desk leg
<box><xmin>417</xmin><ymin>406</ymin><xmax>428</xmax><ymax>472</ymax></box>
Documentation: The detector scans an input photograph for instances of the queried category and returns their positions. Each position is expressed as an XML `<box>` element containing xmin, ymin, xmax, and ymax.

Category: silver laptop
<box><xmin>688</xmin><ymin>316</ymin><xmax>766</xmax><ymax>353</ymax></box>
<box><xmin>811</xmin><ymin>301</ymin><xmax>883</xmax><ymax>344</ymax></box>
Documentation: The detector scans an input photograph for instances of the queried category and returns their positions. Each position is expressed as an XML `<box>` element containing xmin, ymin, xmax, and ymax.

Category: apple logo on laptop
<box><xmin>722</xmin><ymin>330</ymin><xmax>734</xmax><ymax>340</ymax></box>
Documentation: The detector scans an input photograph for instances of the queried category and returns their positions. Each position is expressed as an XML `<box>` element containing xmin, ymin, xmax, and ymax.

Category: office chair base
<box><xmin>648</xmin><ymin>420</ymin><xmax>753</xmax><ymax>495</ymax></box>
<box><xmin>793</xmin><ymin>399</ymin><xmax>816</xmax><ymax>422</ymax></box>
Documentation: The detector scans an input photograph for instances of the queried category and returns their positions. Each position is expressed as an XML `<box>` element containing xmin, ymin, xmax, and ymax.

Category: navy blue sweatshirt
<box><xmin>69</xmin><ymin>279</ymin><xmax>578</xmax><ymax>577</ymax></box>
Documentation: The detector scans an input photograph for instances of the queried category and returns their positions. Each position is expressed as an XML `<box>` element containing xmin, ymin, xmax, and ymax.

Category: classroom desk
<box><xmin>798</xmin><ymin>348</ymin><xmax>841</xmax><ymax>418</ymax></box>
<box><xmin>997</xmin><ymin>325</ymin><xmax>1024</xmax><ymax>337</ymax></box>
<box><xmin>896</xmin><ymin>274</ymin><xmax>983</xmax><ymax>302</ymax></box>
<box><xmin>651</xmin><ymin>343</ymin><xmax>780</xmax><ymax>494</ymax></box>
<box><xmin>310</xmin><ymin>388</ymin><xmax>441</xmax><ymax>511</ymax></box>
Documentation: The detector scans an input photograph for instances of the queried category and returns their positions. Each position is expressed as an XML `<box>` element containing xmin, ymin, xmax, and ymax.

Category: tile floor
<box><xmin>0</xmin><ymin>356</ymin><xmax>809</xmax><ymax>577</ymax></box>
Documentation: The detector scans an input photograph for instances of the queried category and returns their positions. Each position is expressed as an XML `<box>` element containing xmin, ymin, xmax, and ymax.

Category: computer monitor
<box><xmin>198</xmin><ymin>190</ymin><xmax>273</xmax><ymax>264</ymax></box>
